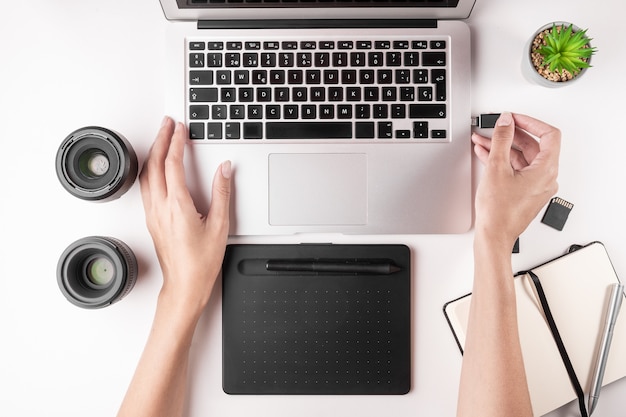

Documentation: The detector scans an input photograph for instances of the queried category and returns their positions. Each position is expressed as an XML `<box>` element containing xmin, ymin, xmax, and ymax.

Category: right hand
<box><xmin>471</xmin><ymin>112</ymin><xmax>561</xmax><ymax>248</ymax></box>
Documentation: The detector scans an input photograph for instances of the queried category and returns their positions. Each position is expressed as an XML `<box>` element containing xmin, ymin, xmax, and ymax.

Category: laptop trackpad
<box><xmin>269</xmin><ymin>153</ymin><xmax>368</xmax><ymax>226</ymax></box>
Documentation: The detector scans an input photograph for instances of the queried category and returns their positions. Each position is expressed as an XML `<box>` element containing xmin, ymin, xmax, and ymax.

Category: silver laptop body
<box><xmin>159</xmin><ymin>0</ymin><xmax>475</xmax><ymax>235</ymax></box>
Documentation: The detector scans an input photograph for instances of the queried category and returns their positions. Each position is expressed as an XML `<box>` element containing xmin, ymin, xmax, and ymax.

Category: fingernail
<box><xmin>161</xmin><ymin>116</ymin><xmax>170</xmax><ymax>127</ymax></box>
<box><xmin>496</xmin><ymin>112</ymin><xmax>513</xmax><ymax>127</ymax></box>
<box><xmin>221</xmin><ymin>161</ymin><xmax>232</xmax><ymax>179</ymax></box>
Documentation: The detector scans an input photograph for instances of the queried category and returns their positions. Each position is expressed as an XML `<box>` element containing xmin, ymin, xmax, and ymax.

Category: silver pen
<box><xmin>588</xmin><ymin>282</ymin><xmax>624</xmax><ymax>415</ymax></box>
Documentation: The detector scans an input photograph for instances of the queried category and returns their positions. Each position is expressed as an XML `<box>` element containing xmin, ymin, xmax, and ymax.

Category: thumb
<box><xmin>488</xmin><ymin>112</ymin><xmax>515</xmax><ymax>165</ymax></box>
<box><xmin>207</xmin><ymin>161</ymin><xmax>232</xmax><ymax>229</ymax></box>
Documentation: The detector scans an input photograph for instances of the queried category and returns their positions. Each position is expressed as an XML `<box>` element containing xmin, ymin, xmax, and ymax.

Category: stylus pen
<box><xmin>588</xmin><ymin>282</ymin><xmax>624</xmax><ymax>416</ymax></box>
<box><xmin>265</xmin><ymin>259</ymin><xmax>401</xmax><ymax>275</ymax></box>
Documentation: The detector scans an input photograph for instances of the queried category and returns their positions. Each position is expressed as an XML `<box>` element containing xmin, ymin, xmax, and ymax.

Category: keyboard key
<box><xmin>266</xmin><ymin>105</ymin><xmax>281</xmax><ymax>119</ymax></box>
<box><xmin>314</xmin><ymin>52</ymin><xmax>330</xmax><ymax>67</ymax></box>
<box><xmin>375</xmin><ymin>41</ymin><xmax>391</xmax><ymax>49</ymax></box>
<box><xmin>216</xmin><ymin>70</ymin><xmax>231</xmax><ymax>84</ymax></box>
<box><xmin>207</xmin><ymin>42</ymin><xmax>223</xmax><ymax>50</ymax></box>
<box><xmin>212</xmin><ymin>105</ymin><xmax>227</xmax><ymax>119</ymax></box>
<box><xmin>368</xmin><ymin>52</ymin><xmax>383</xmax><ymax>66</ymax></box>
<box><xmin>393</xmin><ymin>40</ymin><xmax>409</xmax><ymax>49</ymax></box>
<box><xmin>282</xmin><ymin>41</ymin><xmax>298</xmax><ymax>50</ymax></box>
<box><xmin>266</xmin><ymin>122</ymin><xmax>352</xmax><ymax>139</ymax></box>
<box><xmin>378</xmin><ymin>122</ymin><xmax>393</xmax><ymax>139</ymax></box>
<box><xmin>225</xmin><ymin>53</ymin><xmax>241</xmax><ymax>67</ymax></box>
<box><xmin>422</xmin><ymin>52</ymin><xmax>446</xmax><ymax>66</ymax></box>
<box><xmin>319</xmin><ymin>105</ymin><xmax>334</xmax><ymax>119</ymax></box>
<box><xmin>396</xmin><ymin>130</ymin><xmax>411</xmax><ymax>139</ymax></box>
<box><xmin>230</xmin><ymin>105</ymin><xmax>245</xmax><ymax>119</ymax></box>
<box><xmin>220</xmin><ymin>88</ymin><xmax>236</xmax><ymax>102</ymax></box>
<box><xmin>245</xmin><ymin>41</ymin><xmax>260</xmax><ymax>50</ymax></box>
<box><xmin>359</xmin><ymin>70</ymin><xmax>375</xmax><ymax>84</ymax></box>
<box><xmin>338</xmin><ymin>41</ymin><xmax>353</xmax><ymax>49</ymax></box>
<box><xmin>350</xmin><ymin>52</ymin><xmax>365</xmax><ymax>67</ymax></box>
<box><xmin>243</xmin><ymin>122</ymin><xmax>263</xmax><ymax>139</ymax></box>
<box><xmin>189</xmin><ymin>42</ymin><xmax>205</xmax><ymax>50</ymax></box>
<box><xmin>263</xmin><ymin>41</ymin><xmax>280</xmax><ymax>50</ymax></box>
<box><xmin>409</xmin><ymin>104</ymin><xmax>446</xmax><ymax>118</ymax></box>
<box><xmin>404</xmin><ymin>52</ymin><xmax>419</xmax><ymax>66</ymax></box>
<box><xmin>189</xmin><ymin>53</ymin><xmax>205</xmax><ymax>67</ymax></box>
<box><xmin>243</xmin><ymin>53</ymin><xmax>258</xmax><ymax>67</ymax></box>
<box><xmin>300</xmin><ymin>41</ymin><xmax>316</xmax><ymax>50</ymax></box>
<box><xmin>432</xmin><ymin>129</ymin><xmax>447</xmax><ymax>139</ymax></box>
<box><xmin>190</xmin><ymin>88</ymin><xmax>218</xmax><ymax>102</ymax></box>
<box><xmin>283</xmin><ymin>105</ymin><xmax>299</xmax><ymax>119</ymax></box>
<box><xmin>418</xmin><ymin>86</ymin><xmax>433</xmax><ymax>101</ymax></box>
<box><xmin>413</xmin><ymin>121</ymin><xmax>428</xmax><ymax>138</ymax></box>
<box><xmin>270</xmin><ymin>70</ymin><xmax>285</xmax><ymax>84</ymax></box>
<box><xmin>207</xmin><ymin>53</ymin><xmax>222</xmax><ymax>67</ymax></box>
<box><xmin>234</xmin><ymin>70</ymin><xmax>249</xmax><ymax>84</ymax></box>
<box><xmin>247</xmin><ymin>105</ymin><xmax>262</xmax><ymax>119</ymax></box>
<box><xmin>412</xmin><ymin>40</ymin><xmax>427</xmax><ymax>49</ymax></box>
<box><xmin>386</xmin><ymin>51</ymin><xmax>402</xmax><ymax>66</ymax></box>
<box><xmin>189</xmin><ymin>105</ymin><xmax>210</xmax><ymax>119</ymax></box>
<box><xmin>225</xmin><ymin>122</ymin><xmax>240</xmax><ymax>139</ymax></box>
<box><xmin>227</xmin><ymin>41</ymin><xmax>243</xmax><ymax>50</ymax></box>
<box><xmin>333</xmin><ymin>52</ymin><xmax>348</xmax><ymax>67</ymax></box>
<box><xmin>320</xmin><ymin>41</ymin><xmax>335</xmax><ymax>50</ymax></box>
<box><xmin>306</xmin><ymin>70</ymin><xmax>321</xmax><ymax>84</ymax></box>
<box><xmin>337</xmin><ymin>105</ymin><xmax>352</xmax><ymax>118</ymax></box>
<box><xmin>189</xmin><ymin>70</ymin><xmax>213</xmax><ymax>85</ymax></box>
<box><xmin>430</xmin><ymin>40</ymin><xmax>447</xmax><ymax>49</ymax></box>
<box><xmin>189</xmin><ymin>123</ymin><xmax>205</xmax><ymax>139</ymax></box>
<box><xmin>382</xmin><ymin>87</ymin><xmax>396</xmax><ymax>101</ymax></box>
<box><xmin>279</xmin><ymin>53</ymin><xmax>294</xmax><ymax>67</ymax></box>
<box><xmin>207</xmin><ymin>123</ymin><xmax>222</xmax><ymax>139</ymax></box>
<box><xmin>355</xmin><ymin>122</ymin><xmax>375</xmax><ymax>139</ymax></box>
<box><xmin>261</xmin><ymin>53</ymin><xmax>276</xmax><ymax>67</ymax></box>
<box><xmin>297</xmin><ymin>52</ymin><xmax>312</xmax><ymax>67</ymax></box>
<box><xmin>413</xmin><ymin>69</ymin><xmax>428</xmax><ymax>83</ymax></box>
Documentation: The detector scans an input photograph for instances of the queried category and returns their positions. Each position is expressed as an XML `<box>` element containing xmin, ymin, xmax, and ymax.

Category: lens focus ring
<box><xmin>55</xmin><ymin>127</ymin><xmax>138</xmax><ymax>201</ymax></box>
<box><xmin>57</xmin><ymin>236</ymin><xmax>138</xmax><ymax>309</ymax></box>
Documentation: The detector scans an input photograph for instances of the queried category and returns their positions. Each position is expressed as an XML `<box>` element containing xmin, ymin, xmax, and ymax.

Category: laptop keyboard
<box><xmin>187</xmin><ymin>36</ymin><xmax>449</xmax><ymax>142</ymax></box>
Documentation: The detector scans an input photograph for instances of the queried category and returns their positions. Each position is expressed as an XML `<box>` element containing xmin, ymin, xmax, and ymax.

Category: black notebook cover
<box><xmin>222</xmin><ymin>244</ymin><xmax>411</xmax><ymax>395</ymax></box>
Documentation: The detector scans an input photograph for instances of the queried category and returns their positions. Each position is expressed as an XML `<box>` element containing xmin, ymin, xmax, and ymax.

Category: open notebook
<box><xmin>444</xmin><ymin>242</ymin><xmax>626</xmax><ymax>416</ymax></box>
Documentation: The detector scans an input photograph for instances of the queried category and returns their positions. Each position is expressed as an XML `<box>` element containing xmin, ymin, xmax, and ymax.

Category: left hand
<box><xmin>139</xmin><ymin>117</ymin><xmax>232</xmax><ymax>314</ymax></box>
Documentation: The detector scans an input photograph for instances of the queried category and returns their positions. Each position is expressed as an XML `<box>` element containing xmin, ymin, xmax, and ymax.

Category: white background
<box><xmin>1</xmin><ymin>0</ymin><xmax>625</xmax><ymax>415</ymax></box>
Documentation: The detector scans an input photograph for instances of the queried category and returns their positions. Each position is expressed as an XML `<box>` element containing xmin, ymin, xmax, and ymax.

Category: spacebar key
<box><xmin>266</xmin><ymin>122</ymin><xmax>352</xmax><ymax>139</ymax></box>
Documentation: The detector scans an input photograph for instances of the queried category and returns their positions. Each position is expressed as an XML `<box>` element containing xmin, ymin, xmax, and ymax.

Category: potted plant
<box><xmin>526</xmin><ymin>22</ymin><xmax>597</xmax><ymax>87</ymax></box>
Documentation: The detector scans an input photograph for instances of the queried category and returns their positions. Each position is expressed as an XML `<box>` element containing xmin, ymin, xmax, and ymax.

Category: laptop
<box><xmin>159</xmin><ymin>0</ymin><xmax>475</xmax><ymax>235</ymax></box>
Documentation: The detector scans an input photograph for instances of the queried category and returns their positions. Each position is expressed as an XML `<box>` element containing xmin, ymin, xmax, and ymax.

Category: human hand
<box><xmin>471</xmin><ymin>112</ymin><xmax>561</xmax><ymax>249</ymax></box>
<box><xmin>139</xmin><ymin>117</ymin><xmax>231</xmax><ymax>316</ymax></box>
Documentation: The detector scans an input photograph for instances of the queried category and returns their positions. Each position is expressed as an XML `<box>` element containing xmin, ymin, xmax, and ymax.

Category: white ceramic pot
<box><xmin>523</xmin><ymin>22</ymin><xmax>592</xmax><ymax>88</ymax></box>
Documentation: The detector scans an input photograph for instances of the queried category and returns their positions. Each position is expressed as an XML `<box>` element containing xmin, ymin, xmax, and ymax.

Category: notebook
<box><xmin>221</xmin><ymin>243</ymin><xmax>411</xmax><ymax>394</ymax></box>
<box><xmin>159</xmin><ymin>0</ymin><xmax>474</xmax><ymax>235</ymax></box>
<box><xmin>444</xmin><ymin>242</ymin><xmax>626</xmax><ymax>416</ymax></box>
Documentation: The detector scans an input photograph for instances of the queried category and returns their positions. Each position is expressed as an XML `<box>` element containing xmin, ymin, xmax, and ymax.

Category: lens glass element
<box><xmin>78</xmin><ymin>149</ymin><xmax>110</xmax><ymax>178</ymax></box>
<box><xmin>87</xmin><ymin>257</ymin><xmax>115</xmax><ymax>286</ymax></box>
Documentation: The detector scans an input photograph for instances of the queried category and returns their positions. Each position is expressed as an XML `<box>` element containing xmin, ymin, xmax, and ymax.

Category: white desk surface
<box><xmin>1</xmin><ymin>0</ymin><xmax>625</xmax><ymax>415</ymax></box>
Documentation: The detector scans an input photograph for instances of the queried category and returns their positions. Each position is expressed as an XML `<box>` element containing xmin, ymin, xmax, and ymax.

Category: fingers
<box><xmin>486</xmin><ymin>112</ymin><xmax>515</xmax><ymax>167</ymax></box>
<box><xmin>512</xmin><ymin>113</ymin><xmax>561</xmax><ymax>168</ymax></box>
<box><xmin>472</xmin><ymin>113</ymin><xmax>559</xmax><ymax>171</ymax></box>
<box><xmin>207</xmin><ymin>161</ymin><xmax>232</xmax><ymax>234</ymax></box>
<box><xmin>140</xmin><ymin>117</ymin><xmax>175</xmax><ymax>209</ymax></box>
<box><xmin>164</xmin><ymin>122</ymin><xmax>192</xmax><ymax>201</ymax></box>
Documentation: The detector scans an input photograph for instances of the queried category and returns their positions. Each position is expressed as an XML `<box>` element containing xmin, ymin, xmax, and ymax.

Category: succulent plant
<box><xmin>536</xmin><ymin>24</ymin><xmax>596</xmax><ymax>75</ymax></box>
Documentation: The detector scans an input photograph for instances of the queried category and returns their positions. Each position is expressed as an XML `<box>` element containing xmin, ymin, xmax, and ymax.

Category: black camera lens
<box><xmin>56</xmin><ymin>127</ymin><xmax>138</xmax><ymax>201</ymax></box>
<box><xmin>57</xmin><ymin>236</ymin><xmax>138</xmax><ymax>309</ymax></box>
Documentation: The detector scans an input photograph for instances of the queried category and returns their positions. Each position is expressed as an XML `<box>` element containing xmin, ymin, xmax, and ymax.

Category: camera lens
<box><xmin>56</xmin><ymin>127</ymin><xmax>138</xmax><ymax>201</ymax></box>
<box><xmin>57</xmin><ymin>236</ymin><xmax>138</xmax><ymax>309</ymax></box>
